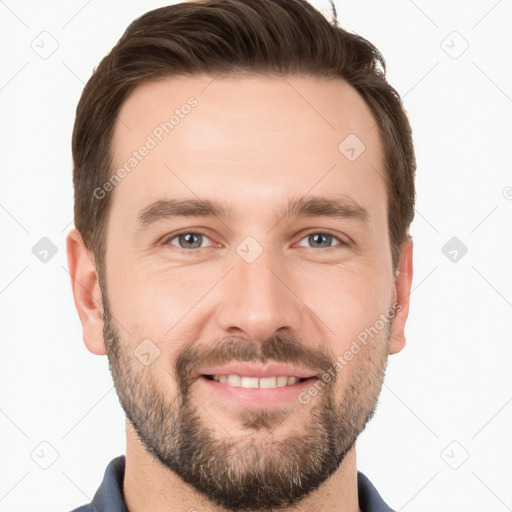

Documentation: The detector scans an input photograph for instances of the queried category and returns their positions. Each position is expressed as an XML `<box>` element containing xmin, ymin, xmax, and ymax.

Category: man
<box><xmin>66</xmin><ymin>0</ymin><xmax>415</xmax><ymax>510</ymax></box>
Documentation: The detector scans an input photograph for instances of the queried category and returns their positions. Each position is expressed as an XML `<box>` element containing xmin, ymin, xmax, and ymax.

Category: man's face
<box><xmin>97</xmin><ymin>75</ymin><xmax>406</xmax><ymax>510</ymax></box>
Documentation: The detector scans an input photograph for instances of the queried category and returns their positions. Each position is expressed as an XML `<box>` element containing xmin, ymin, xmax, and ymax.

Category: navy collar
<box><xmin>71</xmin><ymin>455</ymin><xmax>395</xmax><ymax>512</ymax></box>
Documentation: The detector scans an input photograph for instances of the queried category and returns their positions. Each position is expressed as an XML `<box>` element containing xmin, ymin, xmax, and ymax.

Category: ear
<box><xmin>66</xmin><ymin>228</ymin><xmax>107</xmax><ymax>355</ymax></box>
<box><xmin>388</xmin><ymin>237</ymin><xmax>413</xmax><ymax>355</ymax></box>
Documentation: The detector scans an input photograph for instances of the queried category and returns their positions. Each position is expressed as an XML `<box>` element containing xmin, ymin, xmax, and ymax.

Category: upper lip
<box><xmin>198</xmin><ymin>363</ymin><xmax>318</xmax><ymax>379</ymax></box>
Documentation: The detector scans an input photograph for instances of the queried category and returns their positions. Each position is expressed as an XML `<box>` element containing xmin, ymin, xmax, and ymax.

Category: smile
<box><xmin>204</xmin><ymin>374</ymin><xmax>309</xmax><ymax>388</ymax></box>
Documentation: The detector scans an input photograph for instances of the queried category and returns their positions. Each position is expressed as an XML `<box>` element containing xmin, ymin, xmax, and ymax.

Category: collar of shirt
<box><xmin>70</xmin><ymin>455</ymin><xmax>396</xmax><ymax>512</ymax></box>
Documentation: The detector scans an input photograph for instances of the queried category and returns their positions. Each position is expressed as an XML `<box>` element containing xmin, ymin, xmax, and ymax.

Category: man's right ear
<box><xmin>66</xmin><ymin>228</ymin><xmax>107</xmax><ymax>355</ymax></box>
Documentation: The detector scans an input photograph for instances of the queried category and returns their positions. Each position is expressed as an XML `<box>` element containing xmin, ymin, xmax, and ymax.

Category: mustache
<box><xmin>174</xmin><ymin>332</ymin><xmax>334</xmax><ymax>392</ymax></box>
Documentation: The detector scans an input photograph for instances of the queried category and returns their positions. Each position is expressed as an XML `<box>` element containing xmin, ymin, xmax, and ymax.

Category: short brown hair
<box><xmin>72</xmin><ymin>0</ymin><xmax>416</xmax><ymax>281</ymax></box>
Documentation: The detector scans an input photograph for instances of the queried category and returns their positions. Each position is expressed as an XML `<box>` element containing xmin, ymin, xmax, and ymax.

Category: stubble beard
<box><xmin>102</xmin><ymin>293</ymin><xmax>390</xmax><ymax>511</ymax></box>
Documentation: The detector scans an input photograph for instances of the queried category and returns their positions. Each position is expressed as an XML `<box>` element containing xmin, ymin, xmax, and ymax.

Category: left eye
<box><xmin>297</xmin><ymin>232</ymin><xmax>344</xmax><ymax>249</ymax></box>
<box><xmin>165</xmin><ymin>231</ymin><xmax>345</xmax><ymax>251</ymax></box>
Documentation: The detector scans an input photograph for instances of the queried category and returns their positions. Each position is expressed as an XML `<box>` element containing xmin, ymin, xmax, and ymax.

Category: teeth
<box><xmin>210</xmin><ymin>375</ymin><xmax>304</xmax><ymax>388</ymax></box>
<box><xmin>277</xmin><ymin>376</ymin><xmax>289</xmax><ymax>387</ymax></box>
<box><xmin>227</xmin><ymin>375</ymin><xmax>241</xmax><ymax>387</ymax></box>
<box><xmin>241</xmin><ymin>376</ymin><xmax>259</xmax><ymax>388</ymax></box>
<box><xmin>260</xmin><ymin>377</ymin><xmax>277</xmax><ymax>388</ymax></box>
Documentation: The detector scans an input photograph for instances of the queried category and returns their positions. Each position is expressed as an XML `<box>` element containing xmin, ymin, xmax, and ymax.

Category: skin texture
<box><xmin>67</xmin><ymin>74</ymin><xmax>413</xmax><ymax>512</ymax></box>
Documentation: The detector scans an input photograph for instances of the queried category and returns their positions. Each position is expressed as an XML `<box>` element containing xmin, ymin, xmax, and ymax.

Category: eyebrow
<box><xmin>135</xmin><ymin>195</ymin><xmax>369</xmax><ymax>230</ymax></box>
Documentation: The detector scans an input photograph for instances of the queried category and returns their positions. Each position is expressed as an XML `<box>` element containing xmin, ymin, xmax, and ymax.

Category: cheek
<box><xmin>106</xmin><ymin>263</ymin><xmax>212</xmax><ymax>355</ymax></box>
<box><xmin>296</xmin><ymin>262</ymin><xmax>391</xmax><ymax>354</ymax></box>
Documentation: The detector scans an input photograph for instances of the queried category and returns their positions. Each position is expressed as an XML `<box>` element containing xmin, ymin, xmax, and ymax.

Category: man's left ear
<box><xmin>388</xmin><ymin>237</ymin><xmax>413</xmax><ymax>355</ymax></box>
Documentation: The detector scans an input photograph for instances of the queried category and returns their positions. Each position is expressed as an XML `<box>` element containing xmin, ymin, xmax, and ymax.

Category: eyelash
<box><xmin>162</xmin><ymin>229</ymin><xmax>349</xmax><ymax>254</ymax></box>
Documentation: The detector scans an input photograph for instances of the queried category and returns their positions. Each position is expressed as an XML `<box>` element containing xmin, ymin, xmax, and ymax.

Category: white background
<box><xmin>0</xmin><ymin>1</ymin><xmax>511</xmax><ymax>511</ymax></box>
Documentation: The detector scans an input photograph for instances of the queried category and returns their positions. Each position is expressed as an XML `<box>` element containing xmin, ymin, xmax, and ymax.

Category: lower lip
<box><xmin>197</xmin><ymin>375</ymin><xmax>318</xmax><ymax>407</ymax></box>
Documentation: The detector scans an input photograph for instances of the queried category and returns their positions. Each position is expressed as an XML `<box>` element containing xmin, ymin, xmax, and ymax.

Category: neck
<box><xmin>123</xmin><ymin>422</ymin><xmax>361</xmax><ymax>512</ymax></box>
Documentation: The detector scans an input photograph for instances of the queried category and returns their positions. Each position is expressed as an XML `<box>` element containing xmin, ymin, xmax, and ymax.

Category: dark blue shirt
<box><xmin>70</xmin><ymin>455</ymin><xmax>395</xmax><ymax>512</ymax></box>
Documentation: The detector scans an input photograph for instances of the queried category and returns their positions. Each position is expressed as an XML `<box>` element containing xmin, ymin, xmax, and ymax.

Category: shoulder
<box><xmin>357</xmin><ymin>471</ymin><xmax>396</xmax><ymax>512</ymax></box>
<box><xmin>67</xmin><ymin>455</ymin><xmax>126</xmax><ymax>512</ymax></box>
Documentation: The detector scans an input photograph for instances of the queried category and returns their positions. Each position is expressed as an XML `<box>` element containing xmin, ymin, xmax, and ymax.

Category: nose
<box><xmin>216</xmin><ymin>243</ymin><xmax>304</xmax><ymax>342</ymax></box>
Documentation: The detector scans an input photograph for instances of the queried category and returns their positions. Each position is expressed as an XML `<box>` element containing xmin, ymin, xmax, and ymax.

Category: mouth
<box><xmin>195</xmin><ymin>362</ymin><xmax>320</xmax><ymax>406</ymax></box>
<box><xmin>202</xmin><ymin>374</ymin><xmax>312</xmax><ymax>389</ymax></box>
<box><xmin>196</xmin><ymin>364</ymin><xmax>320</xmax><ymax>407</ymax></box>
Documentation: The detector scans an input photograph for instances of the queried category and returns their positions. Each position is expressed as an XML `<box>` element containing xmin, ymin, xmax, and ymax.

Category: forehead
<box><xmin>109</xmin><ymin>74</ymin><xmax>386</xmax><ymax>228</ymax></box>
